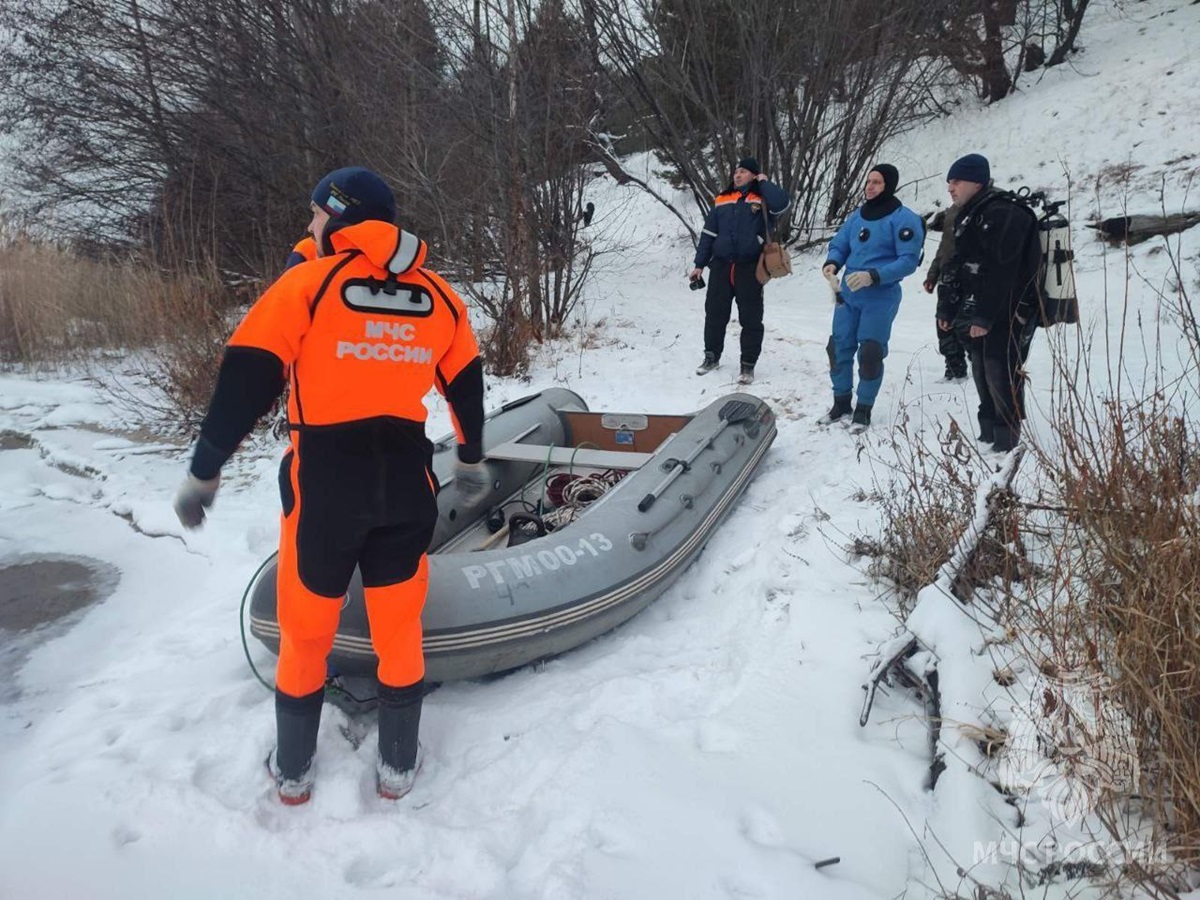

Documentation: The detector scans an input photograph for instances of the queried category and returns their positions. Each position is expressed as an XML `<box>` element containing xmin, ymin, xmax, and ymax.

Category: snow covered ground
<box><xmin>1</xmin><ymin>1</ymin><xmax>1198</xmax><ymax>897</ymax></box>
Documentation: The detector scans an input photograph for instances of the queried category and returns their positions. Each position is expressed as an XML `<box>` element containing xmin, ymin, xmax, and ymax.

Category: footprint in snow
<box><xmin>111</xmin><ymin>823</ymin><xmax>142</xmax><ymax>847</ymax></box>
<box><xmin>739</xmin><ymin>804</ymin><xmax>786</xmax><ymax>849</ymax></box>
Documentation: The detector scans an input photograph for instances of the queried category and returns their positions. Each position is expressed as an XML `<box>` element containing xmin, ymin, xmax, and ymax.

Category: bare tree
<box><xmin>584</xmin><ymin>0</ymin><xmax>944</xmax><ymax>245</ymax></box>
<box><xmin>0</xmin><ymin>0</ymin><xmax>445</xmax><ymax>278</ymax></box>
<box><xmin>423</xmin><ymin>0</ymin><xmax>604</xmax><ymax>373</ymax></box>
<box><xmin>928</xmin><ymin>0</ymin><xmax>1093</xmax><ymax>103</ymax></box>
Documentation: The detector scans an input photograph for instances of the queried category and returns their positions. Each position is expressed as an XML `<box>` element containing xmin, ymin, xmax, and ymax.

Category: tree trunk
<box><xmin>981</xmin><ymin>0</ymin><xmax>1013</xmax><ymax>102</ymax></box>
<box><xmin>1048</xmin><ymin>0</ymin><xmax>1091</xmax><ymax>67</ymax></box>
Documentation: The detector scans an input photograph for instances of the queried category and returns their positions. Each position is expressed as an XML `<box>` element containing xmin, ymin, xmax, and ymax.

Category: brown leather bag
<box><xmin>756</xmin><ymin>200</ymin><xmax>791</xmax><ymax>284</ymax></box>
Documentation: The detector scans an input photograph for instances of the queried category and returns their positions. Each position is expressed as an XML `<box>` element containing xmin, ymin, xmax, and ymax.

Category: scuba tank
<box><xmin>1036</xmin><ymin>201</ymin><xmax>1078</xmax><ymax>324</ymax></box>
<box><xmin>1014</xmin><ymin>189</ymin><xmax>1079</xmax><ymax>326</ymax></box>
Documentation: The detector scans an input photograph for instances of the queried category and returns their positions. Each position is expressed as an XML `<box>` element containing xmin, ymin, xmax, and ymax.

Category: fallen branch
<box><xmin>860</xmin><ymin>446</ymin><xmax>1026</xmax><ymax>792</ymax></box>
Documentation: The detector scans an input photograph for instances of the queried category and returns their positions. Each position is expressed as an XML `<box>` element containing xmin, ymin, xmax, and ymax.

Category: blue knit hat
<box><xmin>311</xmin><ymin>167</ymin><xmax>396</xmax><ymax>225</ymax></box>
<box><xmin>947</xmin><ymin>154</ymin><xmax>990</xmax><ymax>185</ymax></box>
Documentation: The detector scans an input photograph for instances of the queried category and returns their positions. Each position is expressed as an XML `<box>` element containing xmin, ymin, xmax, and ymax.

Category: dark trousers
<box><xmin>704</xmin><ymin>259</ymin><xmax>764</xmax><ymax>365</ymax></box>
<box><xmin>968</xmin><ymin>319</ymin><xmax>1035</xmax><ymax>432</ymax></box>
<box><xmin>936</xmin><ymin>285</ymin><xmax>966</xmax><ymax>374</ymax></box>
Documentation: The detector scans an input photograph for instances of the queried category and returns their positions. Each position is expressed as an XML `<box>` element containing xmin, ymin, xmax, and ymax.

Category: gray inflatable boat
<box><xmin>247</xmin><ymin>388</ymin><xmax>776</xmax><ymax>682</ymax></box>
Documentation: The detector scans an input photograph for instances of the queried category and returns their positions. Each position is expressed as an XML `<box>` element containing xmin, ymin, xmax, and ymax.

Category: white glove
<box><xmin>845</xmin><ymin>271</ymin><xmax>875</xmax><ymax>292</ymax></box>
<box><xmin>174</xmin><ymin>474</ymin><xmax>220</xmax><ymax>529</ymax></box>
<box><xmin>823</xmin><ymin>270</ymin><xmax>842</xmax><ymax>294</ymax></box>
<box><xmin>454</xmin><ymin>460</ymin><xmax>493</xmax><ymax>508</ymax></box>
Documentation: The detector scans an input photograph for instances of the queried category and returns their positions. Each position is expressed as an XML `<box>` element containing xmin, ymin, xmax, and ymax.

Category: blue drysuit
<box><xmin>823</xmin><ymin>203</ymin><xmax>924</xmax><ymax>405</ymax></box>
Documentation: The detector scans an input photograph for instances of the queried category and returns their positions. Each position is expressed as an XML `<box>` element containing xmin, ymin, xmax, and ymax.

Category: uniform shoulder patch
<box><xmin>898</xmin><ymin>227</ymin><xmax>915</xmax><ymax>241</ymax></box>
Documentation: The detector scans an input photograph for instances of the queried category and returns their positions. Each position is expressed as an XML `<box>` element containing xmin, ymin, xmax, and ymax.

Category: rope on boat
<box><xmin>541</xmin><ymin>469</ymin><xmax>624</xmax><ymax>530</ymax></box>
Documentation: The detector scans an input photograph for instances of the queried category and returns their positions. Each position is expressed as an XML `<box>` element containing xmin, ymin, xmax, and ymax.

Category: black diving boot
<box><xmin>848</xmin><ymin>404</ymin><xmax>873</xmax><ymax>435</ymax></box>
<box><xmin>268</xmin><ymin>686</ymin><xmax>324</xmax><ymax>805</ymax></box>
<box><xmin>817</xmin><ymin>394</ymin><xmax>853</xmax><ymax>425</ymax></box>
<box><xmin>377</xmin><ymin>680</ymin><xmax>424</xmax><ymax>800</ymax></box>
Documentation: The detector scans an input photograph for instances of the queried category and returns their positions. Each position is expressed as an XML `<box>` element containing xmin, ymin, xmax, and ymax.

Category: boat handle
<box><xmin>636</xmin><ymin>402</ymin><xmax>755</xmax><ymax>512</ymax></box>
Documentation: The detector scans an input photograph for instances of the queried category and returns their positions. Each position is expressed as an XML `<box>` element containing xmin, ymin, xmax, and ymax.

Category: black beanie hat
<box><xmin>871</xmin><ymin>164</ymin><xmax>899</xmax><ymax>196</ymax></box>
<box><xmin>946</xmin><ymin>153</ymin><xmax>990</xmax><ymax>185</ymax></box>
<box><xmin>736</xmin><ymin>157</ymin><xmax>761</xmax><ymax>176</ymax></box>
<box><xmin>311</xmin><ymin>167</ymin><xmax>396</xmax><ymax>225</ymax></box>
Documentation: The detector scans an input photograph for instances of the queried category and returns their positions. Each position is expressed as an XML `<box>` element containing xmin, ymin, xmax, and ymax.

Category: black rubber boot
<box><xmin>377</xmin><ymin>680</ymin><xmax>424</xmax><ymax>799</ymax></box>
<box><xmin>991</xmin><ymin>424</ymin><xmax>1019</xmax><ymax>452</ymax></box>
<box><xmin>818</xmin><ymin>394</ymin><xmax>853</xmax><ymax>425</ymax></box>
<box><xmin>977</xmin><ymin>417</ymin><xmax>995</xmax><ymax>444</ymax></box>
<box><xmin>849</xmin><ymin>404</ymin><xmax>873</xmax><ymax>433</ymax></box>
<box><xmin>271</xmin><ymin>686</ymin><xmax>324</xmax><ymax>804</ymax></box>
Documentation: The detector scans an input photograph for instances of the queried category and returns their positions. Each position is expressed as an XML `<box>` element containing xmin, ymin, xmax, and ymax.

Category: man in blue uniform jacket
<box><xmin>819</xmin><ymin>164</ymin><xmax>924</xmax><ymax>432</ymax></box>
<box><xmin>690</xmin><ymin>157</ymin><xmax>791</xmax><ymax>384</ymax></box>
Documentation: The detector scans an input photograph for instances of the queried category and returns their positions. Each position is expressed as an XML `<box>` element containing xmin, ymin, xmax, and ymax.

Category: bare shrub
<box><xmin>867</xmin><ymin>191</ymin><xmax>1200</xmax><ymax>890</ymax></box>
<box><xmin>589</xmin><ymin>0</ymin><xmax>946</xmax><ymax>241</ymax></box>
<box><xmin>1020</xmin><ymin>390</ymin><xmax>1200</xmax><ymax>871</ymax></box>
<box><xmin>99</xmin><ymin>262</ymin><xmax>236</xmax><ymax>431</ymax></box>
<box><xmin>1006</xmin><ymin>198</ymin><xmax>1200</xmax><ymax>873</ymax></box>
<box><xmin>0</xmin><ymin>232</ymin><xmax>236</xmax><ymax>428</ymax></box>
<box><xmin>852</xmin><ymin>411</ymin><xmax>993</xmax><ymax>616</ymax></box>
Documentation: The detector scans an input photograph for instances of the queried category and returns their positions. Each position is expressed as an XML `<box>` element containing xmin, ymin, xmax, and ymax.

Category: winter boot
<box><xmin>817</xmin><ymin>394</ymin><xmax>853</xmax><ymax>426</ymax></box>
<box><xmin>695</xmin><ymin>352</ymin><xmax>719</xmax><ymax>376</ymax></box>
<box><xmin>977</xmin><ymin>417</ymin><xmax>995</xmax><ymax>444</ymax></box>
<box><xmin>738</xmin><ymin>362</ymin><xmax>755</xmax><ymax>385</ymax></box>
<box><xmin>944</xmin><ymin>363</ymin><xmax>968</xmax><ymax>383</ymax></box>
<box><xmin>376</xmin><ymin>680</ymin><xmax>424</xmax><ymax>800</ymax></box>
<box><xmin>848</xmin><ymin>404</ymin><xmax>873</xmax><ymax>435</ymax></box>
<box><xmin>269</xmin><ymin>687</ymin><xmax>324</xmax><ymax>805</ymax></box>
<box><xmin>990</xmin><ymin>423</ymin><xmax>1019</xmax><ymax>453</ymax></box>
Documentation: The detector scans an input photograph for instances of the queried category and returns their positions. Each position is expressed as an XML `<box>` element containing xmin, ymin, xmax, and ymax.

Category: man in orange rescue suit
<box><xmin>173</xmin><ymin>167</ymin><xmax>489</xmax><ymax>805</ymax></box>
<box><xmin>283</xmin><ymin>236</ymin><xmax>316</xmax><ymax>270</ymax></box>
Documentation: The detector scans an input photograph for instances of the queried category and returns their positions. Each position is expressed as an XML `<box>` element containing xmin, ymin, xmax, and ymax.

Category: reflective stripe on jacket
<box><xmin>694</xmin><ymin>180</ymin><xmax>791</xmax><ymax>267</ymax></box>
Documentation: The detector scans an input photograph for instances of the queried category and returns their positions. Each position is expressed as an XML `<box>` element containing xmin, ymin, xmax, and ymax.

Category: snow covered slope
<box><xmin>1</xmin><ymin>1</ymin><xmax>1197</xmax><ymax>897</ymax></box>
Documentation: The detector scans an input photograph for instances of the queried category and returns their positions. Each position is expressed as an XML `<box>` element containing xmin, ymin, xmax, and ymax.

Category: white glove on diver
<box><xmin>454</xmin><ymin>460</ymin><xmax>493</xmax><ymax>508</ymax></box>
<box><xmin>845</xmin><ymin>271</ymin><xmax>876</xmax><ymax>292</ymax></box>
<box><xmin>174</xmin><ymin>474</ymin><xmax>220</xmax><ymax>530</ymax></box>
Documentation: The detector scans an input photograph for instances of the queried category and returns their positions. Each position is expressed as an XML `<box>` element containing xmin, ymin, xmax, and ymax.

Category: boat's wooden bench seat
<box><xmin>485</xmin><ymin>441</ymin><xmax>653</xmax><ymax>470</ymax></box>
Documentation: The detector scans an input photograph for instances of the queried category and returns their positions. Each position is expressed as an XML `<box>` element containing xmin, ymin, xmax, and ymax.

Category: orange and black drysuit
<box><xmin>283</xmin><ymin>237</ymin><xmax>316</xmax><ymax>271</ymax></box>
<box><xmin>190</xmin><ymin>221</ymin><xmax>484</xmax><ymax>710</ymax></box>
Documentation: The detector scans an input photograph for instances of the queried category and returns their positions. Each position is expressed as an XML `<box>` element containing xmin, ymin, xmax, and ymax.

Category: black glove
<box><xmin>935</xmin><ymin>289</ymin><xmax>962</xmax><ymax>323</ymax></box>
<box><xmin>174</xmin><ymin>474</ymin><xmax>220</xmax><ymax>529</ymax></box>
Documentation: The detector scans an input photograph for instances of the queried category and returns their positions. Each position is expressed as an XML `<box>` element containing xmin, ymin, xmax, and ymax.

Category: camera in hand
<box><xmin>689</xmin><ymin>274</ymin><xmax>706</xmax><ymax>290</ymax></box>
